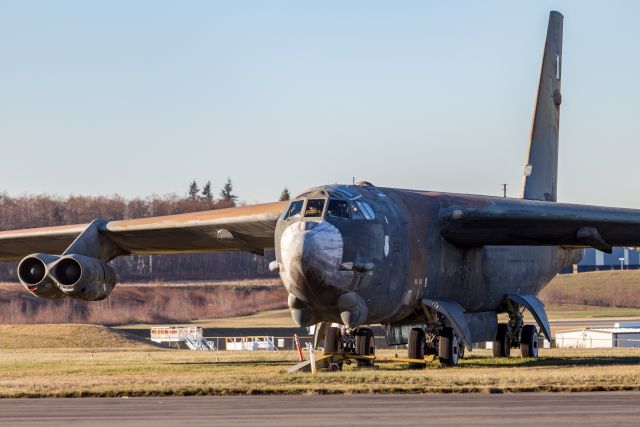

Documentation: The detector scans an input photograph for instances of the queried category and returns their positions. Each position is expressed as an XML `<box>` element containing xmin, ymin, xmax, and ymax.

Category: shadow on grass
<box><xmin>167</xmin><ymin>360</ymin><xmax>293</xmax><ymax>367</ymax></box>
<box><xmin>461</xmin><ymin>355</ymin><xmax>640</xmax><ymax>368</ymax></box>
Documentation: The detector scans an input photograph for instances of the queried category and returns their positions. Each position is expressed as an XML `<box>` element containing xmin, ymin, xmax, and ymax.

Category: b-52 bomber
<box><xmin>0</xmin><ymin>11</ymin><xmax>633</xmax><ymax>367</ymax></box>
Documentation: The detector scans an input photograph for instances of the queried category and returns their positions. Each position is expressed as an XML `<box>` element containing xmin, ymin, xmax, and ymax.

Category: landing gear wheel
<box><xmin>324</xmin><ymin>326</ymin><xmax>343</xmax><ymax>371</ymax></box>
<box><xmin>324</xmin><ymin>326</ymin><xmax>340</xmax><ymax>354</ymax></box>
<box><xmin>407</xmin><ymin>328</ymin><xmax>426</xmax><ymax>369</ymax></box>
<box><xmin>520</xmin><ymin>324</ymin><xmax>539</xmax><ymax>358</ymax></box>
<box><xmin>493</xmin><ymin>323</ymin><xmax>511</xmax><ymax>358</ymax></box>
<box><xmin>355</xmin><ymin>328</ymin><xmax>375</xmax><ymax>367</ymax></box>
<box><xmin>458</xmin><ymin>342</ymin><xmax>465</xmax><ymax>359</ymax></box>
<box><xmin>438</xmin><ymin>327</ymin><xmax>459</xmax><ymax>368</ymax></box>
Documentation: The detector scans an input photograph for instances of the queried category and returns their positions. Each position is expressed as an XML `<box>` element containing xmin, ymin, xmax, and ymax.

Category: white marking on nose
<box><xmin>279</xmin><ymin>221</ymin><xmax>344</xmax><ymax>301</ymax></box>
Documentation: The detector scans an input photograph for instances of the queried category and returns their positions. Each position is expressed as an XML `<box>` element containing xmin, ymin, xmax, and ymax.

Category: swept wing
<box><xmin>0</xmin><ymin>201</ymin><xmax>287</xmax><ymax>261</ymax></box>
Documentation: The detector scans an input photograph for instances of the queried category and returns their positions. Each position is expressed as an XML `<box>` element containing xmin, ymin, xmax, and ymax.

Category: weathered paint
<box><xmin>0</xmin><ymin>201</ymin><xmax>287</xmax><ymax>261</ymax></box>
<box><xmin>271</xmin><ymin>184</ymin><xmax>582</xmax><ymax>329</ymax></box>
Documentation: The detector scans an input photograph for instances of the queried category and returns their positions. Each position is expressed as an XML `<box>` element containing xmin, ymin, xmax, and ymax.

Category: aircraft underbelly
<box><xmin>426</xmin><ymin>245</ymin><xmax>564</xmax><ymax>313</ymax></box>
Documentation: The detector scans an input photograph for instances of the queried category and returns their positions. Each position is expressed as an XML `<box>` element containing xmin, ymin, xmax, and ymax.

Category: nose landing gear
<box><xmin>355</xmin><ymin>328</ymin><xmax>375</xmax><ymax>367</ymax></box>
<box><xmin>322</xmin><ymin>325</ymin><xmax>376</xmax><ymax>370</ymax></box>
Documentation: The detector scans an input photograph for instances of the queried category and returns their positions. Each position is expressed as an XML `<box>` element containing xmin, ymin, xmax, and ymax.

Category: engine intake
<box><xmin>50</xmin><ymin>254</ymin><xmax>117</xmax><ymax>301</ymax></box>
<box><xmin>17</xmin><ymin>254</ymin><xmax>65</xmax><ymax>299</ymax></box>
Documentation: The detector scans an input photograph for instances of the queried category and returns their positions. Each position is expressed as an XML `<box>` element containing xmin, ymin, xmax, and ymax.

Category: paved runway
<box><xmin>550</xmin><ymin>318</ymin><xmax>640</xmax><ymax>329</ymax></box>
<box><xmin>1</xmin><ymin>392</ymin><xmax>639</xmax><ymax>426</ymax></box>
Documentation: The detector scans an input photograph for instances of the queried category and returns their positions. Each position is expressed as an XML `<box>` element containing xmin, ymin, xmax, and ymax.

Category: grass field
<box><xmin>3</xmin><ymin>271</ymin><xmax>640</xmax><ymax>397</ymax></box>
<box><xmin>117</xmin><ymin>309</ymin><xmax>296</xmax><ymax>330</ymax></box>
<box><xmin>0</xmin><ymin>324</ymin><xmax>153</xmax><ymax>349</ymax></box>
<box><xmin>2</xmin><ymin>346</ymin><xmax>640</xmax><ymax>397</ymax></box>
<box><xmin>541</xmin><ymin>270</ymin><xmax>640</xmax><ymax>308</ymax></box>
<box><xmin>545</xmin><ymin>304</ymin><xmax>640</xmax><ymax>319</ymax></box>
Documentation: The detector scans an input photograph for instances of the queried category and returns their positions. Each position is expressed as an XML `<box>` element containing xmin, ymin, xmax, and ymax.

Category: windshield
<box><xmin>327</xmin><ymin>199</ymin><xmax>349</xmax><ymax>219</ymax></box>
<box><xmin>284</xmin><ymin>197</ymin><xmax>374</xmax><ymax>221</ymax></box>
<box><xmin>284</xmin><ymin>200</ymin><xmax>304</xmax><ymax>219</ymax></box>
<box><xmin>304</xmin><ymin>199</ymin><xmax>325</xmax><ymax>217</ymax></box>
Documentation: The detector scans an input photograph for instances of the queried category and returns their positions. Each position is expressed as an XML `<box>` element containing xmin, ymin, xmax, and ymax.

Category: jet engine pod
<box><xmin>50</xmin><ymin>254</ymin><xmax>117</xmax><ymax>301</ymax></box>
<box><xmin>17</xmin><ymin>253</ymin><xmax>65</xmax><ymax>299</ymax></box>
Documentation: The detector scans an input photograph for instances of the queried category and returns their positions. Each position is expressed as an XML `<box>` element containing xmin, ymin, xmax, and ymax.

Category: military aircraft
<box><xmin>1</xmin><ymin>11</ymin><xmax>634</xmax><ymax>367</ymax></box>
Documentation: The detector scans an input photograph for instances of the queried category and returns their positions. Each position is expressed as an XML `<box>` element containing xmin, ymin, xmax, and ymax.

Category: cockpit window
<box><xmin>327</xmin><ymin>199</ymin><xmax>349</xmax><ymax>219</ymax></box>
<box><xmin>351</xmin><ymin>201</ymin><xmax>375</xmax><ymax>220</ymax></box>
<box><xmin>351</xmin><ymin>202</ymin><xmax>365</xmax><ymax>219</ymax></box>
<box><xmin>304</xmin><ymin>199</ymin><xmax>325</xmax><ymax>217</ymax></box>
<box><xmin>284</xmin><ymin>200</ymin><xmax>304</xmax><ymax>219</ymax></box>
<box><xmin>358</xmin><ymin>201</ymin><xmax>375</xmax><ymax>220</ymax></box>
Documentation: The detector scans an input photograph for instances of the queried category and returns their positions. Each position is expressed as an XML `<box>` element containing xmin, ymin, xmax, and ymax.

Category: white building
<box><xmin>225</xmin><ymin>336</ymin><xmax>277</xmax><ymax>351</ymax></box>
<box><xmin>555</xmin><ymin>328</ymin><xmax>640</xmax><ymax>349</ymax></box>
<box><xmin>150</xmin><ymin>326</ymin><xmax>214</xmax><ymax>350</ymax></box>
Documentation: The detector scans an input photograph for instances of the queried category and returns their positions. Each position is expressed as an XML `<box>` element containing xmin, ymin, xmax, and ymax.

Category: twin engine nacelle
<box><xmin>17</xmin><ymin>253</ymin><xmax>116</xmax><ymax>301</ymax></box>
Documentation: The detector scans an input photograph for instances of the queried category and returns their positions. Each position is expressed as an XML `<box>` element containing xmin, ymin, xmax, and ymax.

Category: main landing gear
<box><xmin>493</xmin><ymin>310</ymin><xmax>540</xmax><ymax>358</ymax></box>
<box><xmin>407</xmin><ymin>326</ymin><xmax>462</xmax><ymax>369</ymax></box>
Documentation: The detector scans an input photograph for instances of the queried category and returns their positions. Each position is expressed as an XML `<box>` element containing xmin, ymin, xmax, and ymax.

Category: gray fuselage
<box><xmin>273</xmin><ymin>184</ymin><xmax>582</xmax><ymax>329</ymax></box>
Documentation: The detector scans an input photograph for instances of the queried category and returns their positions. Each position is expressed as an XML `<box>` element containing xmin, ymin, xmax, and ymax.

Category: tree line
<box><xmin>0</xmin><ymin>180</ymin><xmax>292</xmax><ymax>282</ymax></box>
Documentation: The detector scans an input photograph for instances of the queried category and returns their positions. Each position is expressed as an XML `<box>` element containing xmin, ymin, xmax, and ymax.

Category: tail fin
<box><xmin>521</xmin><ymin>11</ymin><xmax>563</xmax><ymax>202</ymax></box>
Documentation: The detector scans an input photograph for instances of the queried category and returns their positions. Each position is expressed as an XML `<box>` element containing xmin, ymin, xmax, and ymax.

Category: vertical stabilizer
<box><xmin>521</xmin><ymin>11</ymin><xmax>563</xmax><ymax>202</ymax></box>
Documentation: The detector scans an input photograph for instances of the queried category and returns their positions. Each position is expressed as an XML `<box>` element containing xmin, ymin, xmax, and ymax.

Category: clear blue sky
<box><xmin>1</xmin><ymin>1</ymin><xmax>639</xmax><ymax>207</ymax></box>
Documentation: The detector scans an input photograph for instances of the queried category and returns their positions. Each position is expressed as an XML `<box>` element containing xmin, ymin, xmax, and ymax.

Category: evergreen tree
<box><xmin>201</xmin><ymin>181</ymin><xmax>213</xmax><ymax>203</ymax></box>
<box><xmin>279</xmin><ymin>187</ymin><xmax>291</xmax><ymax>201</ymax></box>
<box><xmin>220</xmin><ymin>178</ymin><xmax>238</xmax><ymax>203</ymax></box>
<box><xmin>188</xmin><ymin>180</ymin><xmax>199</xmax><ymax>201</ymax></box>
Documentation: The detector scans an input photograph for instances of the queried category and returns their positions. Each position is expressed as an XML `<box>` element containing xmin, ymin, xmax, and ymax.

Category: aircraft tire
<box><xmin>356</xmin><ymin>328</ymin><xmax>375</xmax><ymax>367</ymax></box>
<box><xmin>324</xmin><ymin>326</ymin><xmax>340</xmax><ymax>355</ymax></box>
<box><xmin>493</xmin><ymin>323</ymin><xmax>511</xmax><ymax>358</ymax></box>
<box><xmin>438</xmin><ymin>327</ymin><xmax>459</xmax><ymax>368</ymax></box>
<box><xmin>520</xmin><ymin>325</ymin><xmax>539</xmax><ymax>358</ymax></box>
<box><xmin>408</xmin><ymin>328</ymin><xmax>426</xmax><ymax>369</ymax></box>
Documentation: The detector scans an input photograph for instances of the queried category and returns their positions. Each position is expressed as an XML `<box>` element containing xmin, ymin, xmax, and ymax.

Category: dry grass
<box><xmin>1</xmin><ymin>347</ymin><xmax>640</xmax><ymax>397</ymax></box>
<box><xmin>542</xmin><ymin>270</ymin><xmax>640</xmax><ymax>308</ymax></box>
<box><xmin>118</xmin><ymin>309</ymin><xmax>295</xmax><ymax>330</ymax></box>
<box><xmin>545</xmin><ymin>304</ymin><xmax>640</xmax><ymax>319</ymax></box>
<box><xmin>0</xmin><ymin>280</ymin><xmax>287</xmax><ymax>325</ymax></box>
<box><xmin>0</xmin><ymin>324</ymin><xmax>153</xmax><ymax>349</ymax></box>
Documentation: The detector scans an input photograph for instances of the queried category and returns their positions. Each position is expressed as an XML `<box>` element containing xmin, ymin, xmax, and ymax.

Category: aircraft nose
<box><xmin>279</xmin><ymin>221</ymin><xmax>344</xmax><ymax>303</ymax></box>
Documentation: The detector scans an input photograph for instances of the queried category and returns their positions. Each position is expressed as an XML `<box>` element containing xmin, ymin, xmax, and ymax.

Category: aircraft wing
<box><xmin>440</xmin><ymin>198</ymin><xmax>640</xmax><ymax>253</ymax></box>
<box><xmin>0</xmin><ymin>201</ymin><xmax>287</xmax><ymax>261</ymax></box>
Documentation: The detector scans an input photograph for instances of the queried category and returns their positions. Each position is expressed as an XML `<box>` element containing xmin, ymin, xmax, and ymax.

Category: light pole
<box><xmin>619</xmin><ymin>257</ymin><xmax>625</xmax><ymax>271</ymax></box>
